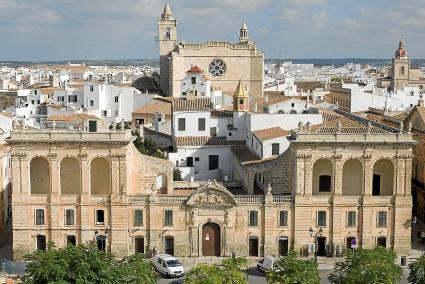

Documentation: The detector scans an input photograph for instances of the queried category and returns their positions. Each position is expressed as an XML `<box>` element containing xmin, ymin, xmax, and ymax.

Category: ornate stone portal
<box><xmin>185</xmin><ymin>180</ymin><xmax>236</xmax><ymax>257</ymax></box>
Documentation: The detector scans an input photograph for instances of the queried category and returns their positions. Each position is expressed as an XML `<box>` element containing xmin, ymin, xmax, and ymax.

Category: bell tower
<box><xmin>239</xmin><ymin>21</ymin><xmax>249</xmax><ymax>43</ymax></box>
<box><xmin>391</xmin><ymin>40</ymin><xmax>410</xmax><ymax>91</ymax></box>
<box><xmin>233</xmin><ymin>80</ymin><xmax>249</xmax><ymax>112</ymax></box>
<box><xmin>158</xmin><ymin>4</ymin><xmax>177</xmax><ymax>96</ymax></box>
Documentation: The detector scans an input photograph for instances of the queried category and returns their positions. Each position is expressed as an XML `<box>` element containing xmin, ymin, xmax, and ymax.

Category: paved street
<box><xmin>157</xmin><ymin>265</ymin><xmax>410</xmax><ymax>284</ymax></box>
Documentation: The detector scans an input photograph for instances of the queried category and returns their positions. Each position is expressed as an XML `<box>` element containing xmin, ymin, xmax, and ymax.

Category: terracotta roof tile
<box><xmin>187</xmin><ymin>65</ymin><xmax>204</xmax><ymax>74</ymax></box>
<box><xmin>252</xmin><ymin>127</ymin><xmax>289</xmax><ymax>141</ymax></box>
<box><xmin>133</xmin><ymin>99</ymin><xmax>171</xmax><ymax>115</ymax></box>
<box><xmin>47</xmin><ymin>113</ymin><xmax>99</xmax><ymax>122</ymax></box>
<box><xmin>172</xmin><ymin>98</ymin><xmax>212</xmax><ymax>112</ymax></box>
<box><xmin>176</xmin><ymin>136</ymin><xmax>245</xmax><ymax>146</ymax></box>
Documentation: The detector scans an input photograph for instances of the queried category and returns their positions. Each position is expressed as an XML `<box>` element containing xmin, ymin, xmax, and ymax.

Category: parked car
<box><xmin>153</xmin><ymin>254</ymin><xmax>185</xmax><ymax>278</ymax></box>
<box><xmin>257</xmin><ymin>255</ymin><xmax>277</xmax><ymax>272</ymax></box>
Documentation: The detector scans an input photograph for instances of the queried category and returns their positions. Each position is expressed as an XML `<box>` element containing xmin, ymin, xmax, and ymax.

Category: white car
<box><xmin>153</xmin><ymin>254</ymin><xmax>185</xmax><ymax>278</ymax></box>
<box><xmin>257</xmin><ymin>255</ymin><xmax>277</xmax><ymax>272</ymax></box>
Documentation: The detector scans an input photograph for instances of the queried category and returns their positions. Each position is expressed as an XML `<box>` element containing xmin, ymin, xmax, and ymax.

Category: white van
<box><xmin>153</xmin><ymin>254</ymin><xmax>185</xmax><ymax>278</ymax></box>
<box><xmin>257</xmin><ymin>255</ymin><xmax>277</xmax><ymax>272</ymax></box>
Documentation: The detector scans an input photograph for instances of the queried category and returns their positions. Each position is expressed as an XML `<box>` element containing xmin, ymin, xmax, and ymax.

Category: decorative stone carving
<box><xmin>298</xmin><ymin>121</ymin><xmax>303</xmax><ymax>131</ymax></box>
<box><xmin>399</xmin><ymin>121</ymin><xmax>404</xmax><ymax>133</ymax></box>
<box><xmin>111</xmin><ymin>122</ymin><xmax>117</xmax><ymax>131</ymax></box>
<box><xmin>224</xmin><ymin>209</ymin><xmax>232</xmax><ymax>228</ymax></box>
<box><xmin>190</xmin><ymin>210</ymin><xmax>198</xmax><ymax>227</ymax></box>
<box><xmin>186</xmin><ymin>180</ymin><xmax>236</xmax><ymax>208</ymax></box>
<box><xmin>336</xmin><ymin>120</ymin><xmax>342</xmax><ymax>133</ymax></box>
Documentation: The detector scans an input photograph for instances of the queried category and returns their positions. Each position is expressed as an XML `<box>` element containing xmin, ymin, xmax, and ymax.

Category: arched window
<box><xmin>165</xmin><ymin>27</ymin><xmax>171</xmax><ymax>40</ymax></box>
<box><xmin>313</xmin><ymin>159</ymin><xmax>333</xmax><ymax>195</ymax></box>
<box><xmin>342</xmin><ymin>159</ymin><xmax>363</xmax><ymax>196</ymax></box>
<box><xmin>156</xmin><ymin>173</ymin><xmax>167</xmax><ymax>192</ymax></box>
<box><xmin>60</xmin><ymin>157</ymin><xmax>81</xmax><ymax>194</ymax></box>
<box><xmin>372</xmin><ymin>159</ymin><xmax>394</xmax><ymax>196</ymax></box>
<box><xmin>30</xmin><ymin>157</ymin><xmax>50</xmax><ymax>194</ymax></box>
<box><xmin>90</xmin><ymin>157</ymin><xmax>111</xmax><ymax>195</ymax></box>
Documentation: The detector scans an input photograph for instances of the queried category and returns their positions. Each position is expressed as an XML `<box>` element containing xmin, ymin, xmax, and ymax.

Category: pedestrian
<box><xmin>152</xmin><ymin>246</ymin><xmax>157</xmax><ymax>256</ymax></box>
<box><xmin>421</xmin><ymin>231</ymin><xmax>425</xmax><ymax>244</ymax></box>
<box><xmin>417</xmin><ymin>231</ymin><xmax>421</xmax><ymax>243</ymax></box>
<box><xmin>413</xmin><ymin>216</ymin><xmax>417</xmax><ymax>227</ymax></box>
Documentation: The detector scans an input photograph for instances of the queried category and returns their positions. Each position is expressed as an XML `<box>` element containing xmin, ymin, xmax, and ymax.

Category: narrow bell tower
<box><xmin>233</xmin><ymin>80</ymin><xmax>249</xmax><ymax>112</ymax></box>
<box><xmin>158</xmin><ymin>4</ymin><xmax>177</xmax><ymax>96</ymax></box>
<box><xmin>239</xmin><ymin>21</ymin><xmax>249</xmax><ymax>43</ymax></box>
<box><xmin>391</xmin><ymin>40</ymin><xmax>410</xmax><ymax>91</ymax></box>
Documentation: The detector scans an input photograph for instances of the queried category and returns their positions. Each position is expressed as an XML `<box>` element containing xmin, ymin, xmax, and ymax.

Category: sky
<box><xmin>0</xmin><ymin>0</ymin><xmax>425</xmax><ymax>61</ymax></box>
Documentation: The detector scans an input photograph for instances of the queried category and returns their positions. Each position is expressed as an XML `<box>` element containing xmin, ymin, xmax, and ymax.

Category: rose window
<box><xmin>208</xmin><ymin>58</ymin><xmax>226</xmax><ymax>77</ymax></box>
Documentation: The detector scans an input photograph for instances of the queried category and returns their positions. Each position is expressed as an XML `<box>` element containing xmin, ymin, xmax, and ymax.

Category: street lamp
<box><xmin>309</xmin><ymin>227</ymin><xmax>323</xmax><ymax>262</ymax></box>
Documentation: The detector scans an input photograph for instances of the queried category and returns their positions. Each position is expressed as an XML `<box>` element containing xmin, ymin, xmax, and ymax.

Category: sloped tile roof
<box><xmin>252</xmin><ymin>127</ymin><xmax>289</xmax><ymax>141</ymax></box>
<box><xmin>172</xmin><ymin>98</ymin><xmax>212</xmax><ymax>112</ymax></box>
<box><xmin>176</xmin><ymin>136</ymin><xmax>245</xmax><ymax>146</ymax></box>
<box><xmin>133</xmin><ymin>98</ymin><xmax>171</xmax><ymax>115</ymax></box>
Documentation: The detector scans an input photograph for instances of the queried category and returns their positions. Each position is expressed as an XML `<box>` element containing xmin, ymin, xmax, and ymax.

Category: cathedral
<box><xmin>158</xmin><ymin>4</ymin><xmax>264</xmax><ymax>97</ymax></box>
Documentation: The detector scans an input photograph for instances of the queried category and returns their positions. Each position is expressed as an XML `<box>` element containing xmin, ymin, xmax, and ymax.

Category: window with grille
<box><xmin>134</xmin><ymin>210</ymin><xmax>143</xmax><ymax>226</ymax></box>
<box><xmin>35</xmin><ymin>209</ymin><xmax>45</xmax><ymax>225</ymax></box>
<box><xmin>164</xmin><ymin>210</ymin><xmax>173</xmax><ymax>226</ymax></box>
<box><xmin>249</xmin><ymin>211</ymin><xmax>258</xmax><ymax>226</ymax></box>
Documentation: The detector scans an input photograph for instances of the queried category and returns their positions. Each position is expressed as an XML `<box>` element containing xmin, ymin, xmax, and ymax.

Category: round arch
<box><xmin>156</xmin><ymin>173</ymin><xmax>167</xmax><ymax>192</ymax></box>
<box><xmin>312</xmin><ymin>158</ymin><xmax>333</xmax><ymax>195</ymax></box>
<box><xmin>342</xmin><ymin>159</ymin><xmax>363</xmax><ymax>196</ymax></box>
<box><xmin>199</xmin><ymin>219</ymin><xmax>224</xmax><ymax>257</ymax></box>
<box><xmin>90</xmin><ymin>157</ymin><xmax>111</xmax><ymax>195</ymax></box>
<box><xmin>372</xmin><ymin>159</ymin><xmax>394</xmax><ymax>196</ymax></box>
<box><xmin>60</xmin><ymin>157</ymin><xmax>81</xmax><ymax>195</ymax></box>
<box><xmin>30</xmin><ymin>157</ymin><xmax>50</xmax><ymax>194</ymax></box>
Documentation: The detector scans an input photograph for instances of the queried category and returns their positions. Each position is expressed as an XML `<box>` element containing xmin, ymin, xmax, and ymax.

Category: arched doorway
<box><xmin>202</xmin><ymin>222</ymin><xmax>221</xmax><ymax>256</ymax></box>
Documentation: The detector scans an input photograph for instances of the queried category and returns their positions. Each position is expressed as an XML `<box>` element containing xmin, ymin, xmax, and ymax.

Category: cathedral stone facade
<box><xmin>158</xmin><ymin>4</ymin><xmax>263</xmax><ymax>97</ymax></box>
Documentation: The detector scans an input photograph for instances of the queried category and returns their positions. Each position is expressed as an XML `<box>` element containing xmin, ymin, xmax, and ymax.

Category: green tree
<box><xmin>133</xmin><ymin>136</ymin><xmax>165</xmax><ymax>159</ymax></box>
<box><xmin>184</xmin><ymin>257</ymin><xmax>247</xmax><ymax>284</ymax></box>
<box><xmin>23</xmin><ymin>242</ymin><xmax>157</xmax><ymax>284</ymax></box>
<box><xmin>266</xmin><ymin>251</ymin><xmax>320</xmax><ymax>284</ymax></box>
<box><xmin>328</xmin><ymin>246</ymin><xmax>402</xmax><ymax>284</ymax></box>
<box><xmin>173</xmin><ymin>168</ymin><xmax>182</xmax><ymax>181</ymax></box>
<box><xmin>409</xmin><ymin>255</ymin><xmax>425</xmax><ymax>284</ymax></box>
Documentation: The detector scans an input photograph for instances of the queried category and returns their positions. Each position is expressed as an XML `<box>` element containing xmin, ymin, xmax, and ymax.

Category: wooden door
<box><xmin>202</xmin><ymin>223</ymin><xmax>220</xmax><ymax>256</ymax></box>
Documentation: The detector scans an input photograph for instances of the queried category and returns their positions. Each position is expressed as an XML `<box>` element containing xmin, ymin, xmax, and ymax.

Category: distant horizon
<box><xmin>0</xmin><ymin>1</ymin><xmax>425</xmax><ymax>60</ymax></box>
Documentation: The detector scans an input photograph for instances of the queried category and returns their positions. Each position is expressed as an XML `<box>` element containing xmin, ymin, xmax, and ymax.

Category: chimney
<box><xmin>138</xmin><ymin>123</ymin><xmax>144</xmax><ymax>137</ymax></box>
<box><xmin>154</xmin><ymin>112</ymin><xmax>160</xmax><ymax>132</ymax></box>
<box><xmin>265</xmin><ymin>95</ymin><xmax>269</xmax><ymax>103</ymax></box>
<box><xmin>253</xmin><ymin>102</ymin><xmax>258</xmax><ymax>112</ymax></box>
<box><xmin>419</xmin><ymin>95</ymin><xmax>424</xmax><ymax>107</ymax></box>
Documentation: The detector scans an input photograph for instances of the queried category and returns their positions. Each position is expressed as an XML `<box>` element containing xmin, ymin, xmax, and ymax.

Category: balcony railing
<box><xmin>235</xmin><ymin>196</ymin><xmax>264</xmax><ymax>203</ymax></box>
<box><xmin>272</xmin><ymin>195</ymin><xmax>294</xmax><ymax>204</ymax></box>
<box><xmin>157</xmin><ymin>196</ymin><xmax>188</xmax><ymax>204</ymax></box>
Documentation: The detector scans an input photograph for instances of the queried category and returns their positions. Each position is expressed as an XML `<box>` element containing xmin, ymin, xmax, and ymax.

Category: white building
<box><xmin>83</xmin><ymin>82</ymin><xmax>148</xmax><ymax>122</ymax></box>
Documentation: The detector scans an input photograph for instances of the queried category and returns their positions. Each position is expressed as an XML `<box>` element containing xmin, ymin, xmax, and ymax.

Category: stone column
<box><xmin>303</xmin><ymin>154</ymin><xmax>313</xmax><ymax>196</ymax></box>
<box><xmin>147</xmin><ymin>193</ymin><xmax>159</xmax><ymax>253</ymax></box>
<box><xmin>111</xmin><ymin>157</ymin><xmax>120</xmax><ymax>194</ymax></box>
<box><xmin>119</xmin><ymin>156</ymin><xmax>127</xmax><ymax>195</ymax></box>
<box><xmin>79</xmin><ymin>155</ymin><xmax>90</xmax><ymax>243</ymax></box>
<box><xmin>20</xmin><ymin>155</ymin><xmax>29</xmax><ymax>194</ymax></box>
<box><xmin>395</xmin><ymin>155</ymin><xmax>405</xmax><ymax>196</ymax></box>
<box><xmin>361</xmin><ymin>153</ymin><xmax>373</xmax><ymax>248</ymax></box>
<box><xmin>11</xmin><ymin>154</ymin><xmax>21</xmax><ymax>195</ymax></box>
<box><xmin>333</xmin><ymin>154</ymin><xmax>342</xmax><ymax>196</ymax></box>
<box><xmin>263</xmin><ymin>185</ymin><xmax>274</xmax><ymax>255</ymax></box>
<box><xmin>404</xmin><ymin>155</ymin><xmax>413</xmax><ymax>196</ymax></box>
<box><xmin>50</xmin><ymin>154</ymin><xmax>59</xmax><ymax>194</ymax></box>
